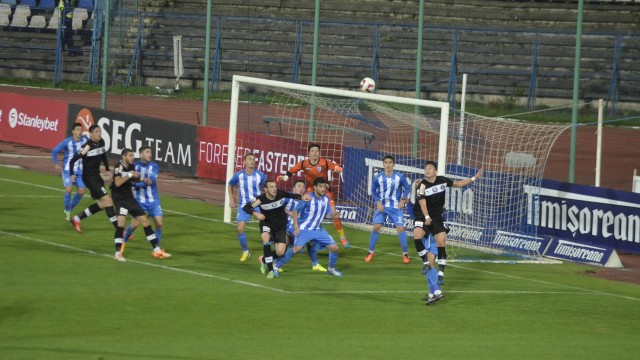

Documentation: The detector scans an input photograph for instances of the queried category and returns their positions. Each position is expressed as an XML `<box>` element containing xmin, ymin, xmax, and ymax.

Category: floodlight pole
<box><xmin>309</xmin><ymin>0</ymin><xmax>321</xmax><ymax>142</ymax></box>
<box><xmin>413</xmin><ymin>0</ymin><xmax>425</xmax><ymax>157</ymax></box>
<box><xmin>101</xmin><ymin>0</ymin><xmax>111</xmax><ymax>109</ymax></box>
<box><xmin>202</xmin><ymin>0</ymin><xmax>213</xmax><ymax>126</ymax></box>
<box><xmin>569</xmin><ymin>0</ymin><xmax>584</xmax><ymax>183</ymax></box>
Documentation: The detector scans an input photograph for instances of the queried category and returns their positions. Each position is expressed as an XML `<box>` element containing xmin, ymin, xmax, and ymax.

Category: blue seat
<box><xmin>77</xmin><ymin>0</ymin><xmax>93</xmax><ymax>12</ymax></box>
<box><xmin>19</xmin><ymin>0</ymin><xmax>36</xmax><ymax>7</ymax></box>
<box><xmin>1</xmin><ymin>0</ymin><xmax>17</xmax><ymax>6</ymax></box>
<box><xmin>38</xmin><ymin>0</ymin><xmax>55</xmax><ymax>10</ymax></box>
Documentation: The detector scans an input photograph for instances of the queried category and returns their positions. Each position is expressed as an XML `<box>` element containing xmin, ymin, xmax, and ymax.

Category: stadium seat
<box><xmin>10</xmin><ymin>4</ymin><xmax>30</xmax><ymax>27</ymax></box>
<box><xmin>47</xmin><ymin>6</ymin><xmax>58</xmax><ymax>28</ymax></box>
<box><xmin>0</xmin><ymin>3</ymin><xmax>10</xmax><ymax>26</ymax></box>
<box><xmin>28</xmin><ymin>14</ymin><xmax>45</xmax><ymax>28</ymax></box>
<box><xmin>19</xmin><ymin>0</ymin><xmax>35</xmax><ymax>7</ymax></box>
<box><xmin>38</xmin><ymin>0</ymin><xmax>55</xmax><ymax>10</ymax></box>
<box><xmin>71</xmin><ymin>7</ymin><xmax>86</xmax><ymax>30</ymax></box>
<box><xmin>0</xmin><ymin>0</ymin><xmax>17</xmax><ymax>6</ymax></box>
<box><xmin>77</xmin><ymin>0</ymin><xmax>93</xmax><ymax>12</ymax></box>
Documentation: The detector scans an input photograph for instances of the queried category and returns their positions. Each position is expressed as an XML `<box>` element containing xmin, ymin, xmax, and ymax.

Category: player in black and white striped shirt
<box><xmin>67</xmin><ymin>125</ymin><xmax>118</xmax><ymax>233</ymax></box>
<box><xmin>242</xmin><ymin>180</ymin><xmax>309</xmax><ymax>278</ymax></box>
<box><xmin>413</xmin><ymin>160</ymin><xmax>483</xmax><ymax>304</ymax></box>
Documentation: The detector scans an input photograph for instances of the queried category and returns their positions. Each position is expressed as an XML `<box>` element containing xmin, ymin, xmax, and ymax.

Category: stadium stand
<box><xmin>0</xmin><ymin>0</ymin><xmax>638</xmax><ymax>104</ymax></box>
<box><xmin>10</xmin><ymin>4</ymin><xmax>30</xmax><ymax>27</ymax></box>
<box><xmin>39</xmin><ymin>0</ymin><xmax>55</xmax><ymax>10</ymax></box>
<box><xmin>0</xmin><ymin>0</ymin><xmax>17</xmax><ymax>5</ymax></box>
<box><xmin>72</xmin><ymin>7</ymin><xmax>87</xmax><ymax>30</ymax></box>
<box><xmin>77</xmin><ymin>0</ymin><xmax>93</xmax><ymax>12</ymax></box>
<box><xmin>46</xmin><ymin>6</ymin><xmax>58</xmax><ymax>28</ymax></box>
<box><xmin>0</xmin><ymin>3</ymin><xmax>10</xmax><ymax>26</ymax></box>
<box><xmin>19</xmin><ymin>0</ymin><xmax>35</xmax><ymax>7</ymax></box>
<box><xmin>28</xmin><ymin>14</ymin><xmax>45</xmax><ymax>28</ymax></box>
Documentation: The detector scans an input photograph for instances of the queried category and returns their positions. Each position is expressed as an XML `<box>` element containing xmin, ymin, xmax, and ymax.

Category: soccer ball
<box><xmin>360</xmin><ymin>77</ymin><xmax>376</xmax><ymax>93</ymax></box>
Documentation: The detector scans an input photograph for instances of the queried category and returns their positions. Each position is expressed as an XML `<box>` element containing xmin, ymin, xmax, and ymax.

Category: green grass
<box><xmin>1</xmin><ymin>166</ymin><xmax>639</xmax><ymax>359</ymax></box>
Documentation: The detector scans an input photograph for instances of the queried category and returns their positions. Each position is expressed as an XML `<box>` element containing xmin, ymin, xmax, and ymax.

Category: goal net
<box><xmin>224</xmin><ymin>75</ymin><xmax>568</xmax><ymax>261</ymax></box>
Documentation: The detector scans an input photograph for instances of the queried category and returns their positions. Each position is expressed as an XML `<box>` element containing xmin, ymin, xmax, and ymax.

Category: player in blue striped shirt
<box><xmin>273</xmin><ymin>177</ymin><xmax>344</xmax><ymax>277</ymax></box>
<box><xmin>51</xmin><ymin>122</ymin><xmax>88</xmax><ymax>221</ymax></box>
<box><xmin>228</xmin><ymin>153</ymin><xmax>267</xmax><ymax>261</ymax></box>
<box><xmin>284</xmin><ymin>180</ymin><xmax>327</xmax><ymax>272</ymax></box>
<box><xmin>364</xmin><ymin>155</ymin><xmax>412</xmax><ymax>264</ymax></box>
<box><xmin>121</xmin><ymin>146</ymin><xmax>163</xmax><ymax>252</ymax></box>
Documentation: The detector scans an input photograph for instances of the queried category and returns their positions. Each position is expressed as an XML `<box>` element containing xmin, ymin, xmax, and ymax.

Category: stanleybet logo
<box><xmin>8</xmin><ymin>108</ymin><xmax>18</xmax><ymax>128</ymax></box>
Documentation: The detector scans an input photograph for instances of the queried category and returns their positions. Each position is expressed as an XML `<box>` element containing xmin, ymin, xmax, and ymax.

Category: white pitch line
<box><xmin>0</xmin><ymin>153</ymin><xmax>50</xmax><ymax>159</ymax></box>
<box><xmin>0</xmin><ymin>230</ymin><xmax>288</xmax><ymax>294</ymax></box>
<box><xmin>0</xmin><ymin>195</ymin><xmax>59</xmax><ymax>197</ymax></box>
<box><xmin>294</xmin><ymin>290</ymin><xmax>603</xmax><ymax>295</ymax></box>
<box><xmin>2</xmin><ymin>175</ymin><xmax>639</xmax><ymax>301</ymax></box>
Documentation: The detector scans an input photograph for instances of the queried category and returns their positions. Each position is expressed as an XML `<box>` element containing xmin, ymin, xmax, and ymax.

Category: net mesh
<box><xmin>231</xmin><ymin>80</ymin><xmax>569</xmax><ymax>260</ymax></box>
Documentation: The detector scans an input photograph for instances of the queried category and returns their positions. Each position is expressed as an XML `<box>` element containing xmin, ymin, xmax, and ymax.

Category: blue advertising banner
<box><xmin>341</xmin><ymin>146</ymin><xmax>541</xmax><ymax>252</ymax></box>
<box><xmin>524</xmin><ymin>179</ymin><xmax>640</xmax><ymax>255</ymax></box>
<box><xmin>545</xmin><ymin>238</ymin><xmax>620</xmax><ymax>267</ymax></box>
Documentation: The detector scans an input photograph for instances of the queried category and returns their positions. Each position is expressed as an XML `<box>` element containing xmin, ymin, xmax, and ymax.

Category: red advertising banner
<box><xmin>0</xmin><ymin>92</ymin><xmax>68</xmax><ymax>149</ymax></box>
<box><xmin>197</xmin><ymin>126</ymin><xmax>345</xmax><ymax>195</ymax></box>
<box><xmin>197</xmin><ymin>126</ymin><xmax>308</xmax><ymax>181</ymax></box>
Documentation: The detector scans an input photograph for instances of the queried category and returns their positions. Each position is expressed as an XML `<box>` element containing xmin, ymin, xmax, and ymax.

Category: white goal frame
<box><xmin>223</xmin><ymin>75</ymin><xmax>450</xmax><ymax>223</ymax></box>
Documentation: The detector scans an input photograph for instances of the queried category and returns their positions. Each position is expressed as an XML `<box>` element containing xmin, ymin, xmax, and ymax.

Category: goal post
<box><xmin>224</xmin><ymin>75</ymin><xmax>450</xmax><ymax>223</ymax></box>
<box><xmin>223</xmin><ymin>75</ymin><xmax>568</xmax><ymax>261</ymax></box>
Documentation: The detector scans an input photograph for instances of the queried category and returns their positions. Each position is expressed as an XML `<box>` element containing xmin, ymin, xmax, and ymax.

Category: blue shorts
<box><xmin>236</xmin><ymin>206</ymin><xmax>260</xmax><ymax>222</ymax></box>
<box><xmin>62</xmin><ymin>170</ymin><xmax>85</xmax><ymax>188</ymax></box>
<box><xmin>139</xmin><ymin>201</ymin><xmax>163</xmax><ymax>218</ymax></box>
<box><xmin>293</xmin><ymin>229</ymin><xmax>335</xmax><ymax>248</ymax></box>
<box><xmin>372</xmin><ymin>207</ymin><xmax>405</xmax><ymax>227</ymax></box>
<box><xmin>422</xmin><ymin>233</ymin><xmax>438</xmax><ymax>255</ymax></box>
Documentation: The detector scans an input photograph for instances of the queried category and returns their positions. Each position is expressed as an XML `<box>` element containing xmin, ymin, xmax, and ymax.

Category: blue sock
<box><xmin>63</xmin><ymin>193</ymin><xmax>71</xmax><ymax>211</ymax></box>
<box><xmin>155</xmin><ymin>228</ymin><xmax>163</xmax><ymax>244</ymax></box>
<box><xmin>123</xmin><ymin>225</ymin><xmax>134</xmax><ymax>243</ymax></box>
<box><xmin>275</xmin><ymin>247</ymin><xmax>295</xmax><ymax>268</ymax></box>
<box><xmin>238</xmin><ymin>233</ymin><xmax>248</xmax><ymax>252</ymax></box>
<box><xmin>70</xmin><ymin>193</ymin><xmax>83</xmax><ymax>210</ymax></box>
<box><xmin>307</xmin><ymin>243</ymin><xmax>318</xmax><ymax>266</ymax></box>
<box><xmin>368</xmin><ymin>231</ymin><xmax>380</xmax><ymax>252</ymax></box>
<box><xmin>427</xmin><ymin>266</ymin><xmax>441</xmax><ymax>294</ymax></box>
<box><xmin>398</xmin><ymin>231</ymin><xmax>408</xmax><ymax>253</ymax></box>
<box><xmin>328</xmin><ymin>251</ymin><xmax>339</xmax><ymax>269</ymax></box>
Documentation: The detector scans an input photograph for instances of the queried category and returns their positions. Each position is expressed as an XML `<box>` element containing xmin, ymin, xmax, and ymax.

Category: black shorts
<box><xmin>114</xmin><ymin>197</ymin><xmax>146</xmax><ymax>218</ymax></box>
<box><xmin>259</xmin><ymin>222</ymin><xmax>287</xmax><ymax>244</ymax></box>
<box><xmin>414</xmin><ymin>217</ymin><xmax>449</xmax><ymax>236</ymax></box>
<box><xmin>83</xmin><ymin>174</ymin><xmax>108</xmax><ymax>200</ymax></box>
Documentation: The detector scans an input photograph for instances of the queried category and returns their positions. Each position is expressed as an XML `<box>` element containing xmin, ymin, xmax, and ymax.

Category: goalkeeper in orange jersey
<box><xmin>277</xmin><ymin>143</ymin><xmax>350</xmax><ymax>248</ymax></box>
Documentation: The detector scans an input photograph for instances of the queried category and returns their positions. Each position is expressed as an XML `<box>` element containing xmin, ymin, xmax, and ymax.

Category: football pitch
<box><xmin>1</xmin><ymin>166</ymin><xmax>638</xmax><ymax>359</ymax></box>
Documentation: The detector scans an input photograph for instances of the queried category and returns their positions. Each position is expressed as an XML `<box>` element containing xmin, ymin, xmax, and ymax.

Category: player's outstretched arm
<box><xmin>452</xmin><ymin>166</ymin><xmax>484</xmax><ymax>188</ymax></box>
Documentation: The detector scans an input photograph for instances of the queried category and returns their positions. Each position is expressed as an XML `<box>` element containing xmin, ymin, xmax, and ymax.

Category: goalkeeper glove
<box><xmin>277</xmin><ymin>175</ymin><xmax>289</xmax><ymax>182</ymax></box>
<box><xmin>334</xmin><ymin>166</ymin><xmax>343</xmax><ymax>172</ymax></box>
